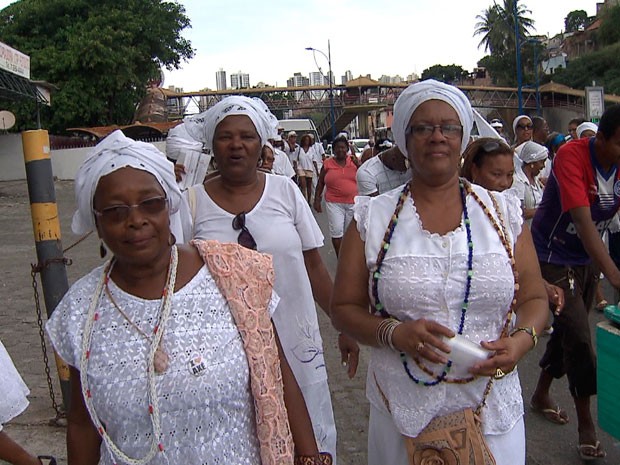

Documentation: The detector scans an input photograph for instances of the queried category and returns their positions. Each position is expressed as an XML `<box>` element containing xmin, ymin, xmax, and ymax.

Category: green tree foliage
<box><xmin>564</xmin><ymin>10</ymin><xmax>589</xmax><ymax>32</ymax></box>
<box><xmin>0</xmin><ymin>0</ymin><xmax>194</xmax><ymax>132</ymax></box>
<box><xmin>554</xmin><ymin>43</ymin><xmax>620</xmax><ymax>95</ymax></box>
<box><xmin>473</xmin><ymin>0</ymin><xmax>535</xmax><ymax>86</ymax></box>
<box><xmin>421</xmin><ymin>64</ymin><xmax>467</xmax><ymax>84</ymax></box>
<box><xmin>598</xmin><ymin>4</ymin><xmax>620</xmax><ymax>46</ymax></box>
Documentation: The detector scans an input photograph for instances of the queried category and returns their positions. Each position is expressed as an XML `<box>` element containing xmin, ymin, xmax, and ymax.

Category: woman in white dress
<box><xmin>331</xmin><ymin>80</ymin><xmax>548</xmax><ymax>465</ymax></box>
<box><xmin>510</xmin><ymin>140</ymin><xmax>547</xmax><ymax>224</ymax></box>
<box><xmin>183</xmin><ymin>96</ymin><xmax>360</xmax><ymax>464</ymax></box>
<box><xmin>46</xmin><ymin>131</ymin><xmax>328</xmax><ymax>465</ymax></box>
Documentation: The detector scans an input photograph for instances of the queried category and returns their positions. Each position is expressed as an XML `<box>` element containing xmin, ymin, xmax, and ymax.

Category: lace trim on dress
<box><xmin>353</xmin><ymin>195</ymin><xmax>372</xmax><ymax>242</ymax></box>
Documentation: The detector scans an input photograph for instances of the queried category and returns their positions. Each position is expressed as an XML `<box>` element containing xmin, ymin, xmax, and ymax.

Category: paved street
<box><xmin>1</xmin><ymin>179</ymin><xmax>619</xmax><ymax>464</ymax></box>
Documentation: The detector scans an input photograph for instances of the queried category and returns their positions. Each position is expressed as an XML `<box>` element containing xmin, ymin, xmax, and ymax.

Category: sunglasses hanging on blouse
<box><xmin>232</xmin><ymin>212</ymin><xmax>257</xmax><ymax>250</ymax></box>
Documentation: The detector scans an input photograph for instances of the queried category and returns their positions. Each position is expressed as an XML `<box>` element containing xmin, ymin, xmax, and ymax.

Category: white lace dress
<box><xmin>0</xmin><ymin>339</ymin><xmax>30</xmax><ymax>431</ymax></box>
<box><xmin>47</xmin><ymin>265</ymin><xmax>278</xmax><ymax>465</ymax></box>
<box><xmin>355</xmin><ymin>183</ymin><xmax>525</xmax><ymax>462</ymax></box>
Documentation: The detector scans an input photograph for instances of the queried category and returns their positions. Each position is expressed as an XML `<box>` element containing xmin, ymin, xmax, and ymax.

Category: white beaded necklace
<box><xmin>79</xmin><ymin>245</ymin><xmax>178</xmax><ymax>465</ymax></box>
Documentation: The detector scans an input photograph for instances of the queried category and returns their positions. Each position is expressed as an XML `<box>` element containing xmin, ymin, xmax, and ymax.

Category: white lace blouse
<box><xmin>354</xmin><ymin>183</ymin><xmax>524</xmax><ymax>437</ymax></box>
<box><xmin>47</xmin><ymin>265</ymin><xmax>278</xmax><ymax>465</ymax></box>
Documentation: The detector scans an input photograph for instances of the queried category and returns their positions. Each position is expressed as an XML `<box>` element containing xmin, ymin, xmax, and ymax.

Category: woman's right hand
<box><xmin>391</xmin><ymin>318</ymin><xmax>454</xmax><ymax>364</ymax></box>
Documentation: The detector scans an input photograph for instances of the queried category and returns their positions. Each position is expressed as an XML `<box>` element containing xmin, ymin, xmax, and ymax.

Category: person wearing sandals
<box><xmin>530</xmin><ymin>105</ymin><xmax>620</xmax><ymax>461</ymax></box>
<box><xmin>331</xmin><ymin>80</ymin><xmax>548</xmax><ymax>465</ymax></box>
<box><xmin>45</xmin><ymin>131</ymin><xmax>330</xmax><ymax>465</ymax></box>
<box><xmin>0</xmin><ymin>339</ymin><xmax>56</xmax><ymax>465</ymax></box>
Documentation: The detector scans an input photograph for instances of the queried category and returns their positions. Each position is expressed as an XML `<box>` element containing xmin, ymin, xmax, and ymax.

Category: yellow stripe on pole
<box><xmin>22</xmin><ymin>129</ymin><xmax>51</xmax><ymax>163</ymax></box>
<box><xmin>54</xmin><ymin>352</ymin><xmax>70</xmax><ymax>382</ymax></box>
<box><xmin>31</xmin><ymin>203</ymin><xmax>62</xmax><ymax>242</ymax></box>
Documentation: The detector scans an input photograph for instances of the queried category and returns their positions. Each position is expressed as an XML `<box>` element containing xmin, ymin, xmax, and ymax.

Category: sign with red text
<box><xmin>0</xmin><ymin>41</ymin><xmax>30</xmax><ymax>79</ymax></box>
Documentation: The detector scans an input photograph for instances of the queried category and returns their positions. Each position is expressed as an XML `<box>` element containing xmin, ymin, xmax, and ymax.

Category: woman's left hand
<box><xmin>338</xmin><ymin>333</ymin><xmax>360</xmax><ymax>379</ymax></box>
<box><xmin>470</xmin><ymin>334</ymin><xmax>532</xmax><ymax>378</ymax></box>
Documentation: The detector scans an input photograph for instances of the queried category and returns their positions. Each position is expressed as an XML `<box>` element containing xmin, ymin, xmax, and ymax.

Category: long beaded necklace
<box><xmin>79</xmin><ymin>245</ymin><xmax>178</xmax><ymax>465</ymax></box>
<box><xmin>371</xmin><ymin>179</ymin><xmax>517</xmax><ymax>386</ymax></box>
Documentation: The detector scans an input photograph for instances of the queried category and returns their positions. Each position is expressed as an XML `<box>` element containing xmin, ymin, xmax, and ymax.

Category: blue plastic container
<box><xmin>597</xmin><ymin>314</ymin><xmax>620</xmax><ymax>440</ymax></box>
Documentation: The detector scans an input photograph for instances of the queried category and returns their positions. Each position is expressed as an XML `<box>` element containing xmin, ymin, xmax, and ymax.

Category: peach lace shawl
<box><xmin>192</xmin><ymin>240</ymin><xmax>294</xmax><ymax>465</ymax></box>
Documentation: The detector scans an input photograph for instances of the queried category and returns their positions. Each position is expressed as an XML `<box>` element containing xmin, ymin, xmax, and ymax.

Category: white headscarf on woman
<box><xmin>72</xmin><ymin>129</ymin><xmax>191</xmax><ymax>242</ymax></box>
<box><xmin>512</xmin><ymin>115</ymin><xmax>532</xmax><ymax>137</ymax></box>
<box><xmin>393</xmin><ymin>79</ymin><xmax>474</xmax><ymax>155</ymax></box>
<box><xmin>184</xmin><ymin>96</ymin><xmax>278</xmax><ymax>150</ymax></box>
<box><xmin>576</xmin><ymin>122</ymin><xmax>598</xmax><ymax>138</ymax></box>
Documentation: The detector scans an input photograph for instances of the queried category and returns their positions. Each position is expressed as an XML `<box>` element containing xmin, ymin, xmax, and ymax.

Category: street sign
<box><xmin>585</xmin><ymin>86</ymin><xmax>605</xmax><ymax>122</ymax></box>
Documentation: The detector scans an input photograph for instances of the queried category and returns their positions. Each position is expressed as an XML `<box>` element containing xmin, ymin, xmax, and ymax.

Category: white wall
<box><xmin>0</xmin><ymin>134</ymin><xmax>166</xmax><ymax>181</ymax></box>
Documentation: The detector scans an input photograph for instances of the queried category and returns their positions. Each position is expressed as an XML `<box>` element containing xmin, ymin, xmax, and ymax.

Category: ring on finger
<box><xmin>416</xmin><ymin>341</ymin><xmax>425</xmax><ymax>352</ymax></box>
<box><xmin>494</xmin><ymin>367</ymin><xmax>506</xmax><ymax>379</ymax></box>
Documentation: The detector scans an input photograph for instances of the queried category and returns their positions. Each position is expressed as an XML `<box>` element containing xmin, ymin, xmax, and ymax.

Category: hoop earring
<box><xmin>99</xmin><ymin>242</ymin><xmax>107</xmax><ymax>258</ymax></box>
<box><xmin>168</xmin><ymin>234</ymin><xmax>176</xmax><ymax>246</ymax></box>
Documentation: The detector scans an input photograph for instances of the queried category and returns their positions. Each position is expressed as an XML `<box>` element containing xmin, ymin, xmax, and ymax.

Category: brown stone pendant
<box><xmin>153</xmin><ymin>347</ymin><xmax>170</xmax><ymax>374</ymax></box>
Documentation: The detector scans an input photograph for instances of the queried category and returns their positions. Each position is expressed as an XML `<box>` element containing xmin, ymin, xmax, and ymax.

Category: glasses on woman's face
<box><xmin>517</xmin><ymin>124</ymin><xmax>533</xmax><ymax>131</ymax></box>
<box><xmin>232</xmin><ymin>212</ymin><xmax>257</xmax><ymax>250</ymax></box>
<box><xmin>405</xmin><ymin>124</ymin><xmax>463</xmax><ymax>140</ymax></box>
<box><xmin>93</xmin><ymin>196</ymin><xmax>168</xmax><ymax>223</ymax></box>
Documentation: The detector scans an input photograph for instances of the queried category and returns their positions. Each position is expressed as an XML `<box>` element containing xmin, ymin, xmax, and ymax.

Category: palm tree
<box><xmin>474</xmin><ymin>0</ymin><xmax>535</xmax><ymax>56</ymax></box>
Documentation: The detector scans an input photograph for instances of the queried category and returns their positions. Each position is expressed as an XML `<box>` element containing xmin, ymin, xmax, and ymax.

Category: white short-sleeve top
<box><xmin>354</xmin><ymin>182</ymin><xmax>525</xmax><ymax>437</ymax></box>
<box><xmin>191</xmin><ymin>174</ymin><xmax>327</xmax><ymax>388</ymax></box>
<box><xmin>47</xmin><ymin>264</ymin><xmax>278</xmax><ymax>465</ymax></box>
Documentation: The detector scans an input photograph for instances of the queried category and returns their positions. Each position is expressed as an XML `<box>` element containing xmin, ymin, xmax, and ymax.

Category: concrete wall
<box><xmin>0</xmin><ymin>134</ymin><xmax>166</xmax><ymax>181</ymax></box>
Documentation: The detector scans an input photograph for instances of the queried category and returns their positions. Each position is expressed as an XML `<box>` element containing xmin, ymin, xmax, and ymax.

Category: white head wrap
<box><xmin>576</xmin><ymin>122</ymin><xmax>598</xmax><ymax>138</ymax></box>
<box><xmin>393</xmin><ymin>79</ymin><xmax>474</xmax><ymax>155</ymax></box>
<box><xmin>183</xmin><ymin>96</ymin><xmax>278</xmax><ymax>150</ymax></box>
<box><xmin>518</xmin><ymin>141</ymin><xmax>548</xmax><ymax>164</ymax></box>
<box><xmin>512</xmin><ymin>115</ymin><xmax>532</xmax><ymax>136</ymax></box>
<box><xmin>72</xmin><ymin>130</ymin><xmax>188</xmax><ymax>240</ymax></box>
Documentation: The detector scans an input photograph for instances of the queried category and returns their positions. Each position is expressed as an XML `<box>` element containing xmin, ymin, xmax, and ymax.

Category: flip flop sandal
<box><xmin>38</xmin><ymin>456</ymin><xmax>57</xmax><ymax>465</ymax></box>
<box><xmin>529</xmin><ymin>402</ymin><xmax>569</xmax><ymax>425</ymax></box>
<box><xmin>577</xmin><ymin>441</ymin><xmax>606</xmax><ymax>461</ymax></box>
<box><xmin>595</xmin><ymin>300</ymin><xmax>608</xmax><ymax>312</ymax></box>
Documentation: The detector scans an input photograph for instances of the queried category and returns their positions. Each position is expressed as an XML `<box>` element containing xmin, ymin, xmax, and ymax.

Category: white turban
<box><xmin>72</xmin><ymin>130</ymin><xmax>189</xmax><ymax>241</ymax></box>
<box><xmin>393</xmin><ymin>79</ymin><xmax>474</xmax><ymax>155</ymax></box>
<box><xmin>183</xmin><ymin>96</ymin><xmax>278</xmax><ymax>150</ymax></box>
<box><xmin>518</xmin><ymin>141</ymin><xmax>548</xmax><ymax>164</ymax></box>
<box><xmin>512</xmin><ymin>115</ymin><xmax>532</xmax><ymax>136</ymax></box>
<box><xmin>576</xmin><ymin>122</ymin><xmax>598</xmax><ymax>138</ymax></box>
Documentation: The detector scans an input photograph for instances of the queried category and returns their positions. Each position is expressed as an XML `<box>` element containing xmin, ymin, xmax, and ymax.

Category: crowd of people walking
<box><xmin>2</xmin><ymin>79</ymin><xmax>620</xmax><ymax>465</ymax></box>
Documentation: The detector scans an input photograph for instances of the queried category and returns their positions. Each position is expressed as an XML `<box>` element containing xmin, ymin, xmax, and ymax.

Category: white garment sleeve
<box><xmin>286</xmin><ymin>178</ymin><xmax>324</xmax><ymax>250</ymax></box>
<box><xmin>353</xmin><ymin>195</ymin><xmax>372</xmax><ymax>242</ymax></box>
<box><xmin>356</xmin><ymin>165</ymin><xmax>379</xmax><ymax>196</ymax></box>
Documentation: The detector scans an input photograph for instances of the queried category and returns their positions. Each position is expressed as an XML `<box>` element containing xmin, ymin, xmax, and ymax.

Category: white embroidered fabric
<box><xmin>0</xmin><ymin>339</ymin><xmax>30</xmax><ymax>431</ymax></box>
<box><xmin>189</xmin><ymin>175</ymin><xmax>337</xmax><ymax>459</ymax></box>
<box><xmin>354</xmin><ymin>183</ymin><xmax>525</xmax><ymax>437</ymax></box>
<box><xmin>47</xmin><ymin>265</ymin><xmax>278</xmax><ymax>465</ymax></box>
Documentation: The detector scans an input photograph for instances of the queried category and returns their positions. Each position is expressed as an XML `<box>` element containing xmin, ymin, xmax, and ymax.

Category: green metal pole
<box><xmin>22</xmin><ymin>129</ymin><xmax>71</xmax><ymax>411</ymax></box>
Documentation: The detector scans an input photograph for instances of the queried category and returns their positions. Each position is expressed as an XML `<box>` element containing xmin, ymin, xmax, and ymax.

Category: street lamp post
<box><xmin>305</xmin><ymin>40</ymin><xmax>336</xmax><ymax>141</ymax></box>
<box><xmin>514</xmin><ymin>1</ymin><xmax>523</xmax><ymax>114</ymax></box>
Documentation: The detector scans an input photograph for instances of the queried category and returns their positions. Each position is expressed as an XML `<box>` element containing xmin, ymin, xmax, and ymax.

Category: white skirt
<box><xmin>368</xmin><ymin>403</ymin><xmax>525</xmax><ymax>465</ymax></box>
<box><xmin>0</xmin><ymin>340</ymin><xmax>30</xmax><ymax>431</ymax></box>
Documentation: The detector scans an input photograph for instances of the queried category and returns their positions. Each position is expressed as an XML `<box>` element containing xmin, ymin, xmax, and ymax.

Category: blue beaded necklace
<box><xmin>371</xmin><ymin>180</ymin><xmax>474</xmax><ymax>386</ymax></box>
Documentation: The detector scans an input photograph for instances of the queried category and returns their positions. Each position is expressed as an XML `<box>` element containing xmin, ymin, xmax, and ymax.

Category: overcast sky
<box><xmin>0</xmin><ymin>0</ymin><xmax>599</xmax><ymax>91</ymax></box>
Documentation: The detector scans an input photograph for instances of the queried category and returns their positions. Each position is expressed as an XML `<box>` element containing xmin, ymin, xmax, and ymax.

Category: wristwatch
<box><xmin>510</xmin><ymin>326</ymin><xmax>538</xmax><ymax>348</ymax></box>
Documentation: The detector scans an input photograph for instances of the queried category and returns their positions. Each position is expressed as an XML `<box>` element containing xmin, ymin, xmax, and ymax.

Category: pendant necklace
<box><xmin>104</xmin><ymin>273</ymin><xmax>171</xmax><ymax>374</ymax></box>
<box><xmin>79</xmin><ymin>245</ymin><xmax>178</xmax><ymax>465</ymax></box>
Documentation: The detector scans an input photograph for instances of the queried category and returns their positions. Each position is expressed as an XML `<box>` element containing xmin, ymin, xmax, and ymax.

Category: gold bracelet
<box><xmin>510</xmin><ymin>326</ymin><xmax>538</xmax><ymax>348</ymax></box>
<box><xmin>294</xmin><ymin>453</ymin><xmax>333</xmax><ymax>465</ymax></box>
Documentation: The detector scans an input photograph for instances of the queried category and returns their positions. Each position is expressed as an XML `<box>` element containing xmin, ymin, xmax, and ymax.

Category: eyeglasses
<box><xmin>405</xmin><ymin>124</ymin><xmax>463</xmax><ymax>140</ymax></box>
<box><xmin>93</xmin><ymin>196</ymin><xmax>168</xmax><ymax>223</ymax></box>
<box><xmin>232</xmin><ymin>212</ymin><xmax>257</xmax><ymax>250</ymax></box>
<box><xmin>516</xmin><ymin>124</ymin><xmax>533</xmax><ymax>130</ymax></box>
<box><xmin>480</xmin><ymin>140</ymin><xmax>511</xmax><ymax>153</ymax></box>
